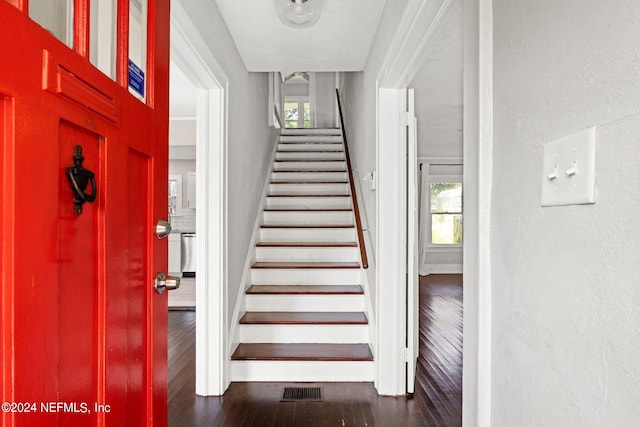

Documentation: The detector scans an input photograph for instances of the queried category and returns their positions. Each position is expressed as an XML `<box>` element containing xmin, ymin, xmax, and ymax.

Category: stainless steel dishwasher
<box><xmin>181</xmin><ymin>233</ymin><xmax>196</xmax><ymax>276</ymax></box>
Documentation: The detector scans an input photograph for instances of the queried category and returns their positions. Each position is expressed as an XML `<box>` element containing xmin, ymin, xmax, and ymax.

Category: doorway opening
<box><xmin>168</xmin><ymin>60</ymin><xmax>197</xmax><ymax>311</ymax></box>
<box><xmin>169</xmin><ymin>1</ymin><xmax>229</xmax><ymax>399</ymax></box>
<box><xmin>282</xmin><ymin>72</ymin><xmax>311</xmax><ymax>128</ymax></box>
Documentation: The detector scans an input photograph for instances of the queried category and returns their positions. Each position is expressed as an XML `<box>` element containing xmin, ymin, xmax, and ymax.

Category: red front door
<box><xmin>0</xmin><ymin>1</ymin><xmax>170</xmax><ymax>425</ymax></box>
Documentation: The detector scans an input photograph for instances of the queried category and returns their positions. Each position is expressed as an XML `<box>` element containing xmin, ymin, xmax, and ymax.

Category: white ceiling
<box><xmin>410</xmin><ymin>0</ymin><xmax>463</xmax><ymax>156</ymax></box>
<box><xmin>215</xmin><ymin>0</ymin><xmax>386</xmax><ymax>72</ymax></box>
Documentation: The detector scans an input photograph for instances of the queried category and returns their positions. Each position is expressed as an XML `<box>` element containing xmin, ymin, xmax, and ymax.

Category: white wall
<box><xmin>410</xmin><ymin>0</ymin><xmax>463</xmax><ymax>274</ymax></box>
<box><xmin>173</xmin><ymin>0</ymin><xmax>277</xmax><ymax>332</ymax></box>
<box><xmin>284</xmin><ymin>82</ymin><xmax>309</xmax><ymax>97</ymax></box>
<box><xmin>409</xmin><ymin>0</ymin><xmax>463</xmax><ymax>159</ymax></box>
<box><xmin>313</xmin><ymin>72</ymin><xmax>337</xmax><ymax>128</ymax></box>
<box><xmin>342</xmin><ymin>0</ymin><xmax>411</xmax><ymax>272</ymax></box>
<box><xmin>492</xmin><ymin>1</ymin><xmax>640</xmax><ymax>425</ymax></box>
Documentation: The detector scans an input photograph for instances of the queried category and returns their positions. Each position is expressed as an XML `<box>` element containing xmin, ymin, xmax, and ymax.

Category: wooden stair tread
<box><xmin>273</xmin><ymin>170</ymin><xmax>346</xmax><ymax>173</ymax></box>
<box><xmin>279</xmin><ymin>145</ymin><xmax>342</xmax><ymax>147</ymax></box>
<box><xmin>263</xmin><ymin>208</ymin><xmax>351</xmax><ymax>212</ymax></box>
<box><xmin>275</xmin><ymin>159</ymin><xmax>344</xmax><ymax>162</ymax></box>
<box><xmin>246</xmin><ymin>285</ymin><xmax>364</xmax><ymax>295</ymax></box>
<box><xmin>277</xmin><ymin>150</ymin><xmax>343</xmax><ymax>153</ymax></box>
<box><xmin>260</xmin><ymin>224</ymin><xmax>354</xmax><ymax>229</ymax></box>
<box><xmin>231</xmin><ymin>343</ymin><xmax>373</xmax><ymax>361</ymax></box>
<box><xmin>268</xmin><ymin>195</ymin><xmax>350</xmax><ymax>199</ymax></box>
<box><xmin>270</xmin><ymin>181</ymin><xmax>349</xmax><ymax>184</ymax></box>
<box><xmin>256</xmin><ymin>242</ymin><xmax>357</xmax><ymax>247</ymax></box>
<box><xmin>239</xmin><ymin>311</ymin><xmax>368</xmax><ymax>325</ymax></box>
<box><xmin>252</xmin><ymin>262</ymin><xmax>360</xmax><ymax>269</ymax></box>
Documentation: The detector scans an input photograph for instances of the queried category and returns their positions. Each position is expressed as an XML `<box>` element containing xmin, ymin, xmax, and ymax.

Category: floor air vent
<box><xmin>280</xmin><ymin>387</ymin><xmax>323</xmax><ymax>402</ymax></box>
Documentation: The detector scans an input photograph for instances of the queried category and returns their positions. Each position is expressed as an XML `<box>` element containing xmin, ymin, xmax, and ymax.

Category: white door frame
<box><xmin>374</xmin><ymin>0</ymin><xmax>493</xmax><ymax>425</ymax></box>
<box><xmin>171</xmin><ymin>4</ymin><xmax>230</xmax><ymax>396</ymax></box>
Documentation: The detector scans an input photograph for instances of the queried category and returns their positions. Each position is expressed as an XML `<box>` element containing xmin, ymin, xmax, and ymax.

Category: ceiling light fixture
<box><xmin>273</xmin><ymin>0</ymin><xmax>323</xmax><ymax>29</ymax></box>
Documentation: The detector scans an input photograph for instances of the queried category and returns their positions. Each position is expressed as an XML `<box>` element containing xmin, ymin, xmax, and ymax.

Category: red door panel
<box><xmin>0</xmin><ymin>1</ymin><xmax>170</xmax><ymax>426</ymax></box>
<box><xmin>126</xmin><ymin>149</ymin><xmax>150</xmax><ymax>426</ymax></box>
<box><xmin>57</xmin><ymin>122</ymin><xmax>101</xmax><ymax>427</ymax></box>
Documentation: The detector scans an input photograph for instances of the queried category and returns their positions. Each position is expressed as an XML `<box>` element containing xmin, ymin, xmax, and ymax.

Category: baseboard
<box><xmin>351</xmin><ymin>168</ymin><xmax>376</xmax><ymax>359</ymax></box>
<box><xmin>422</xmin><ymin>264</ymin><xmax>463</xmax><ymax>274</ymax></box>
<box><xmin>227</xmin><ymin>134</ymin><xmax>281</xmax><ymax>359</ymax></box>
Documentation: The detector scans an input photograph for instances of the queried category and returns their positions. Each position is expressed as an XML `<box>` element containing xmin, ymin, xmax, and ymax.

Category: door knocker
<box><xmin>65</xmin><ymin>145</ymin><xmax>97</xmax><ymax>215</ymax></box>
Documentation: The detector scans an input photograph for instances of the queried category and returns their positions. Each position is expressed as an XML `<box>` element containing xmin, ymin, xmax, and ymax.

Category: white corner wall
<box><xmin>313</xmin><ymin>72</ymin><xmax>337</xmax><ymax>128</ymax></box>
<box><xmin>492</xmin><ymin>1</ymin><xmax>640</xmax><ymax>425</ymax></box>
<box><xmin>173</xmin><ymin>0</ymin><xmax>276</xmax><ymax>349</ymax></box>
<box><xmin>342</xmin><ymin>0</ymin><xmax>411</xmax><ymax>268</ymax></box>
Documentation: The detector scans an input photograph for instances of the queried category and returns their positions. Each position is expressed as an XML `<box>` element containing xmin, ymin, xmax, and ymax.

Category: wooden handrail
<box><xmin>335</xmin><ymin>89</ymin><xmax>368</xmax><ymax>269</ymax></box>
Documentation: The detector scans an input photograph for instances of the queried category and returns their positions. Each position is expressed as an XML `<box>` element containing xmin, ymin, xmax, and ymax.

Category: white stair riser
<box><xmin>231</xmin><ymin>360</ymin><xmax>373</xmax><ymax>382</ymax></box>
<box><xmin>276</xmin><ymin>151</ymin><xmax>345</xmax><ymax>161</ymax></box>
<box><xmin>272</xmin><ymin>171</ymin><xmax>348</xmax><ymax>182</ymax></box>
<box><xmin>259</xmin><ymin>227</ymin><xmax>356</xmax><ymax>242</ymax></box>
<box><xmin>245</xmin><ymin>294</ymin><xmax>365</xmax><ymax>312</ymax></box>
<box><xmin>255</xmin><ymin>246</ymin><xmax>359</xmax><ymax>262</ymax></box>
<box><xmin>239</xmin><ymin>324</ymin><xmax>368</xmax><ymax>343</ymax></box>
<box><xmin>278</xmin><ymin>144</ymin><xmax>343</xmax><ymax>152</ymax></box>
<box><xmin>263</xmin><ymin>210</ymin><xmax>353</xmax><ymax>225</ymax></box>
<box><xmin>281</xmin><ymin>128</ymin><xmax>341</xmax><ymax>136</ymax></box>
<box><xmin>269</xmin><ymin>183</ymin><xmax>350</xmax><ymax>195</ymax></box>
<box><xmin>280</xmin><ymin>135</ymin><xmax>343</xmax><ymax>143</ymax></box>
<box><xmin>251</xmin><ymin>268</ymin><xmax>361</xmax><ymax>285</ymax></box>
<box><xmin>266</xmin><ymin>196</ymin><xmax>351</xmax><ymax>210</ymax></box>
<box><xmin>274</xmin><ymin>161</ymin><xmax>345</xmax><ymax>170</ymax></box>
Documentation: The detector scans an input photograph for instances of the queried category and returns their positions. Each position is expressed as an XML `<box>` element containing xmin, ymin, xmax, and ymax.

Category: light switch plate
<box><xmin>541</xmin><ymin>127</ymin><xmax>597</xmax><ymax>207</ymax></box>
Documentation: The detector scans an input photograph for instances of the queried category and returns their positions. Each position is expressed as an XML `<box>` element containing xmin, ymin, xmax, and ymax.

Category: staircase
<box><xmin>230</xmin><ymin>128</ymin><xmax>373</xmax><ymax>382</ymax></box>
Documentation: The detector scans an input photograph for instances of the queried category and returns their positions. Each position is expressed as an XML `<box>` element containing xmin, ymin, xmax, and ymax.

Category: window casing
<box><xmin>429</xmin><ymin>179</ymin><xmax>463</xmax><ymax>246</ymax></box>
<box><xmin>284</xmin><ymin>96</ymin><xmax>311</xmax><ymax>128</ymax></box>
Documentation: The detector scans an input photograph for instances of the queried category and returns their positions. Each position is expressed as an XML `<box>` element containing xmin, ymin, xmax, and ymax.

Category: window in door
<box><xmin>284</xmin><ymin>97</ymin><xmax>311</xmax><ymax>128</ymax></box>
<box><xmin>29</xmin><ymin>0</ymin><xmax>74</xmax><ymax>48</ymax></box>
<box><xmin>430</xmin><ymin>182</ymin><xmax>463</xmax><ymax>245</ymax></box>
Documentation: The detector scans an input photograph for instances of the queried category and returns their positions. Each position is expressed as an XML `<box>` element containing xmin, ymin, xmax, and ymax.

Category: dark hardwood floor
<box><xmin>413</xmin><ymin>274</ymin><xmax>463</xmax><ymax>427</ymax></box>
<box><xmin>168</xmin><ymin>274</ymin><xmax>462</xmax><ymax>426</ymax></box>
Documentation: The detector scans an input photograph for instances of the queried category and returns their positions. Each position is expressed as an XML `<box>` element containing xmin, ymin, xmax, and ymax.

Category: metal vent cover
<box><xmin>280</xmin><ymin>386</ymin><xmax>323</xmax><ymax>402</ymax></box>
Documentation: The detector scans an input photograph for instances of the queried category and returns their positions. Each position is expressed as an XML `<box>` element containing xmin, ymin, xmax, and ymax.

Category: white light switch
<box><xmin>541</xmin><ymin>127</ymin><xmax>597</xmax><ymax>207</ymax></box>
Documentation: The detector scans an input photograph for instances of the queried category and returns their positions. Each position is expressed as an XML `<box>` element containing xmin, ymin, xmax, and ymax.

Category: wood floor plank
<box><xmin>251</xmin><ymin>261</ymin><xmax>360</xmax><ymax>268</ymax></box>
<box><xmin>412</xmin><ymin>274</ymin><xmax>463</xmax><ymax>426</ymax></box>
<box><xmin>239</xmin><ymin>311</ymin><xmax>368</xmax><ymax>325</ymax></box>
<box><xmin>230</xmin><ymin>343</ymin><xmax>373</xmax><ymax>361</ymax></box>
<box><xmin>246</xmin><ymin>285</ymin><xmax>364</xmax><ymax>294</ymax></box>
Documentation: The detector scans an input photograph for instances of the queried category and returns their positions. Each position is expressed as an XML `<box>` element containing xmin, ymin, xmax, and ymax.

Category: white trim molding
<box><xmin>422</xmin><ymin>264</ymin><xmax>463</xmax><ymax>275</ymax></box>
<box><xmin>171</xmin><ymin>2</ymin><xmax>230</xmax><ymax>397</ymax></box>
<box><xmin>463</xmin><ymin>0</ymin><xmax>493</xmax><ymax>425</ymax></box>
<box><xmin>378</xmin><ymin>0</ymin><xmax>457</xmax><ymax>88</ymax></box>
<box><xmin>373</xmin><ymin>0</ymin><xmax>494</xmax><ymax>423</ymax></box>
<box><xmin>375</xmin><ymin>88</ymin><xmax>408</xmax><ymax>395</ymax></box>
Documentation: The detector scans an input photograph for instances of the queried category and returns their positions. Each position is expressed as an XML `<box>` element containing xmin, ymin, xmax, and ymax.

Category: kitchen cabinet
<box><xmin>168</xmin><ymin>174</ymin><xmax>183</xmax><ymax>215</ymax></box>
<box><xmin>186</xmin><ymin>171</ymin><xmax>196</xmax><ymax>209</ymax></box>
<box><xmin>168</xmin><ymin>233</ymin><xmax>182</xmax><ymax>275</ymax></box>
